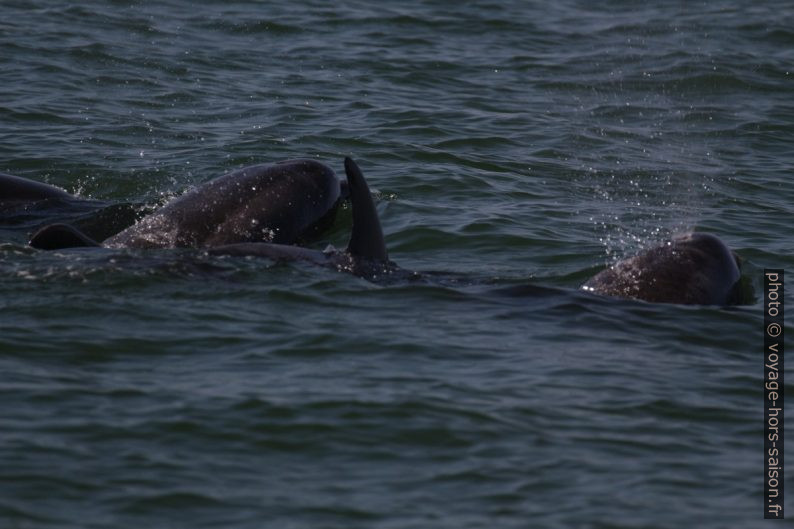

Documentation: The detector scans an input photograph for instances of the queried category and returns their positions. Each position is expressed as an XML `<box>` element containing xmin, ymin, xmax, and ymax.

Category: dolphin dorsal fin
<box><xmin>344</xmin><ymin>157</ymin><xmax>388</xmax><ymax>261</ymax></box>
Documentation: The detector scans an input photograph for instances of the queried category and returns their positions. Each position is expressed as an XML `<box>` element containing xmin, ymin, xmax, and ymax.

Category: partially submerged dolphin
<box><xmin>581</xmin><ymin>232</ymin><xmax>743</xmax><ymax>305</ymax></box>
<box><xmin>0</xmin><ymin>172</ymin><xmax>74</xmax><ymax>205</ymax></box>
<box><xmin>209</xmin><ymin>157</ymin><xmax>399</xmax><ymax>279</ymax></box>
<box><xmin>29</xmin><ymin>159</ymin><xmax>346</xmax><ymax>250</ymax></box>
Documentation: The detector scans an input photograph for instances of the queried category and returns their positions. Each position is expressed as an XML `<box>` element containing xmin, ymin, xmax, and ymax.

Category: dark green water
<box><xmin>1</xmin><ymin>1</ymin><xmax>792</xmax><ymax>527</ymax></box>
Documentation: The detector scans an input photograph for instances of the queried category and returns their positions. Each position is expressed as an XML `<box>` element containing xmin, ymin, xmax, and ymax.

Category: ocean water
<box><xmin>1</xmin><ymin>1</ymin><xmax>792</xmax><ymax>528</ymax></box>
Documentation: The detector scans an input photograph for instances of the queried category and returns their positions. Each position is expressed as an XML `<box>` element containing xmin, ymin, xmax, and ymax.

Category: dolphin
<box><xmin>1</xmin><ymin>171</ymin><xmax>145</xmax><ymax>243</ymax></box>
<box><xmin>29</xmin><ymin>159</ymin><xmax>346</xmax><ymax>250</ymax></box>
<box><xmin>209</xmin><ymin>157</ymin><xmax>398</xmax><ymax>279</ymax></box>
<box><xmin>581</xmin><ymin>232</ymin><xmax>743</xmax><ymax>305</ymax></box>
<box><xmin>1</xmin><ymin>172</ymin><xmax>74</xmax><ymax>205</ymax></box>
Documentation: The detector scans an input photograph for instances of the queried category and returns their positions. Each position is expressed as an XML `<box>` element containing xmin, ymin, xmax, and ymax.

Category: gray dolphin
<box><xmin>1</xmin><ymin>172</ymin><xmax>73</xmax><ymax>204</ymax></box>
<box><xmin>581</xmin><ymin>232</ymin><xmax>743</xmax><ymax>305</ymax></box>
<box><xmin>1</xmin><ymin>171</ymin><xmax>143</xmax><ymax>243</ymax></box>
<box><xmin>209</xmin><ymin>157</ymin><xmax>397</xmax><ymax>279</ymax></box>
<box><xmin>29</xmin><ymin>159</ymin><xmax>346</xmax><ymax>250</ymax></box>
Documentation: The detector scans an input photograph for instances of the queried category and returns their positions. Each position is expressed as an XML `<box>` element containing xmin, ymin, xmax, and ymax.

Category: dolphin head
<box><xmin>583</xmin><ymin>232</ymin><xmax>744</xmax><ymax>305</ymax></box>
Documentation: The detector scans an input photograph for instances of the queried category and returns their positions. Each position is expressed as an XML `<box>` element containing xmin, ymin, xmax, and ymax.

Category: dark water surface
<box><xmin>1</xmin><ymin>1</ymin><xmax>792</xmax><ymax>527</ymax></box>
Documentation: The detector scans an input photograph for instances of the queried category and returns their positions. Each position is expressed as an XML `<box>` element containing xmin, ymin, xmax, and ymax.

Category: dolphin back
<box><xmin>29</xmin><ymin>223</ymin><xmax>101</xmax><ymax>249</ymax></box>
<box><xmin>1</xmin><ymin>172</ymin><xmax>73</xmax><ymax>203</ymax></box>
